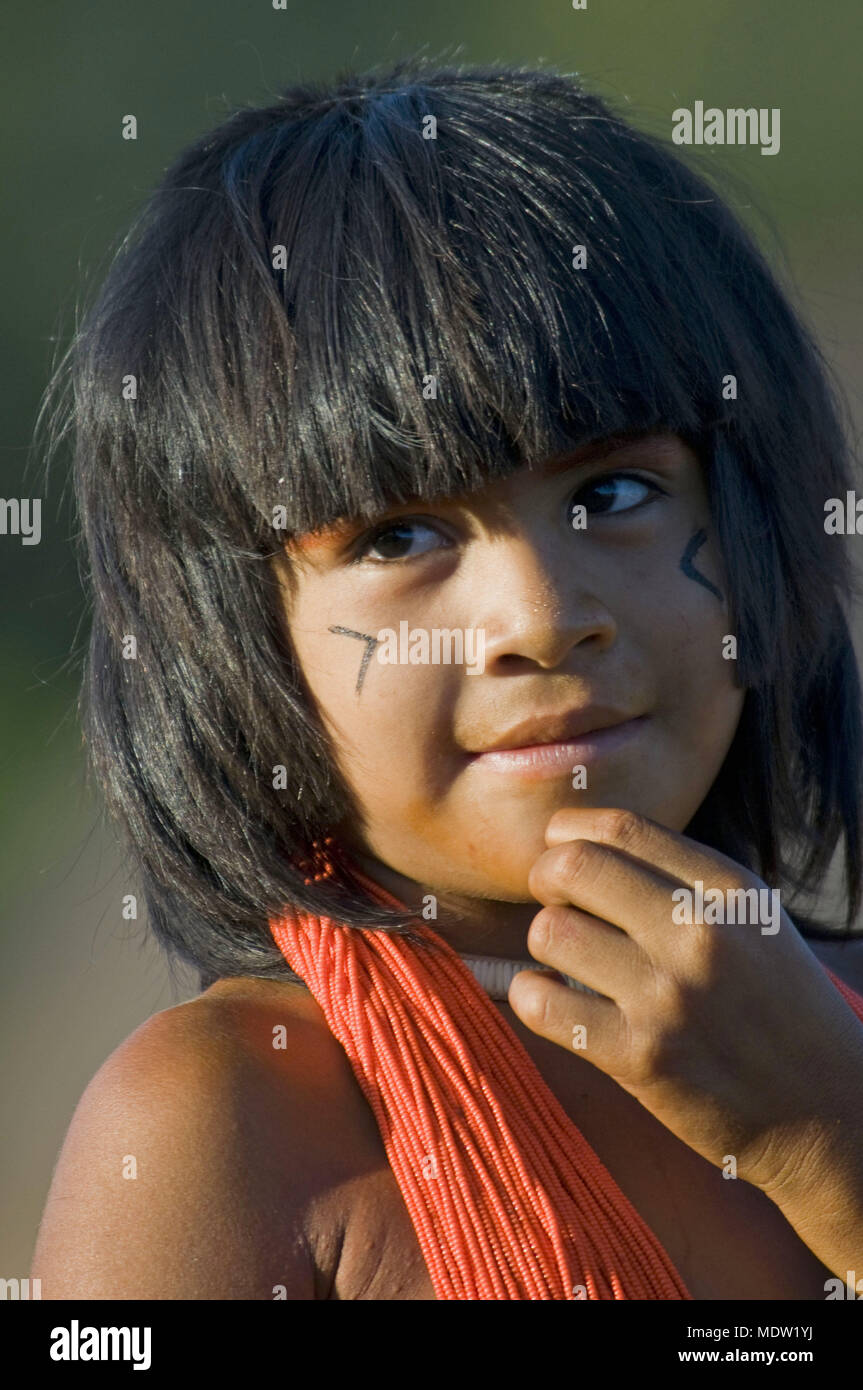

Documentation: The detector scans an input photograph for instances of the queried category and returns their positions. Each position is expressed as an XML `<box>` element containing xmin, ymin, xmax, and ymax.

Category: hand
<box><xmin>508</xmin><ymin>807</ymin><xmax>863</xmax><ymax>1195</ymax></box>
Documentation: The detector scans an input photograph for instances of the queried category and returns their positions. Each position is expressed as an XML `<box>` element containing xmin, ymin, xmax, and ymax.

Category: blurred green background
<box><xmin>3</xmin><ymin>0</ymin><xmax>862</xmax><ymax>1279</ymax></box>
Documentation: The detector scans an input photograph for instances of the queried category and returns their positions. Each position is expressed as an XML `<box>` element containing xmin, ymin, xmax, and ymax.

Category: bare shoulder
<box><xmin>31</xmin><ymin>977</ymin><xmax>366</xmax><ymax>1299</ymax></box>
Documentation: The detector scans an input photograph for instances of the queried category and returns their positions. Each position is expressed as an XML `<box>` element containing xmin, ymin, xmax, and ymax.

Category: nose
<box><xmin>474</xmin><ymin>535</ymin><xmax>617</xmax><ymax>671</ymax></box>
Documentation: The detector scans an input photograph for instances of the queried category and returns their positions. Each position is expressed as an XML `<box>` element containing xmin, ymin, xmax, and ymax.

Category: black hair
<box><xmin>38</xmin><ymin>54</ymin><xmax>863</xmax><ymax>990</ymax></box>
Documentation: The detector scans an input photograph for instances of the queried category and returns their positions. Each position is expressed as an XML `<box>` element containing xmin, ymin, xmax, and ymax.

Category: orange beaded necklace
<box><xmin>269</xmin><ymin>868</ymin><xmax>863</xmax><ymax>1301</ymax></box>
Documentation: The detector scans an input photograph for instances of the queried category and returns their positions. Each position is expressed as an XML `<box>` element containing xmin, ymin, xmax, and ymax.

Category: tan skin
<box><xmin>276</xmin><ymin>432</ymin><xmax>743</xmax><ymax>951</ymax></box>
<box><xmin>268</xmin><ymin>429</ymin><xmax>863</xmax><ymax>1295</ymax></box>
<box><xmin>32</xmin><ymin>431</ymin><xmax>863</xmax><ymax>1300</ymax></box>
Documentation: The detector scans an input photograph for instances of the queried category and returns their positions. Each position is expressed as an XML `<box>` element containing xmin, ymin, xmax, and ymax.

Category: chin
<box><xmin>465</xmin><ymin>860</ymin><xmax>544</xmax><ymax>902</ymax></box>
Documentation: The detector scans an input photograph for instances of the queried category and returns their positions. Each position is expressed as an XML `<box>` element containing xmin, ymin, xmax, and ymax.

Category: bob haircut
<box><xmin>39</xmin><ymin>55</ymin><xmax>863</xmax><ymax>990</ymax></box>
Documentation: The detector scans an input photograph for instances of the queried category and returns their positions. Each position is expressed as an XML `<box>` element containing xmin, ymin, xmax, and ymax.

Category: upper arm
<box><xmin>31</xmin><ymin>1005</ymin><xmax>319</xmax><ymax>1299</ymax></box>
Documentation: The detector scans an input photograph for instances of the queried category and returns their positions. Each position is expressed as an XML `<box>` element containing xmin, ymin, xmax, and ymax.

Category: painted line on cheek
<box><xmin>680</xmin><ymin>528</ymin><xmax>724</xmax><ymax>603</ymax></box>
<box><xmin>328</xmin><ymin>625</ymin><xmax>381</xmax><ymax>695</ymax></box>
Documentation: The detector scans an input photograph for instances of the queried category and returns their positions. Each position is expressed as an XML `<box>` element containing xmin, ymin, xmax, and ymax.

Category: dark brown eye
<box><xmin>571</xmin><ymin>472</ymin><xmax>664</xmax><ymax>519</ymax></box>
<box><xmin>357</xmin><ymin>519</ymin><xmax>447</xmax><ymax>562</ymax></box>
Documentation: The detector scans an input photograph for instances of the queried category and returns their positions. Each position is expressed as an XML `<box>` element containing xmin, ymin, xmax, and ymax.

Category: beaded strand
<box><xmin>270</xmin><ymin>869</ymin><xmax>863</xmax><ymax>1300</ymax></box>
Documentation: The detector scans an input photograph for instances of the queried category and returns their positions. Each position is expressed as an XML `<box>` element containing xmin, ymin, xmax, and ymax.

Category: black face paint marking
<box><xmin>680</xmin><ymin>529</ymin><xmax>724</xmax><ymax>603</ymax></box>
<box><xmin>328</xmin><ymin>625</ymin><xmax>380</xmax><ymax>694</ymax></box>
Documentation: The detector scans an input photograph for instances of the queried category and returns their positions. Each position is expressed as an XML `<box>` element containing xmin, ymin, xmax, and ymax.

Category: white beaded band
<box><xmin>458</xmin><ymin>953</ymin><xmax>602</xmax><ymax>1002</ymax></box>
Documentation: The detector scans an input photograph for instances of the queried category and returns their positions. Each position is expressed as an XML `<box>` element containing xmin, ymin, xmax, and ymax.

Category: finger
<box><xmin>528</xmin><ymin>836</ymin><xmax>680</xmax><ymax>948</ymax></box>
<box><xmin>507</xmin><ymin>970</ymin><xmax>621</xmax><ymax>1068</ymax></box>
<box><xmin>544</xmin><ymin>807</ymin><xmax>753</xmax><ymax>892</ymax></box>
<box><xmin>527</xmin><ymin>904</ymin><xmax>645</xmax><ymax>1003</ymax></box>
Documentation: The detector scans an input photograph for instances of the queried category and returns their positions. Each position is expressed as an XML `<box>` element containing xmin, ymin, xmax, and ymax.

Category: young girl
<box><xmin>32</xmin><ymin>56</ymin><xmax>863</xmax><ymax>1301</ymax></box>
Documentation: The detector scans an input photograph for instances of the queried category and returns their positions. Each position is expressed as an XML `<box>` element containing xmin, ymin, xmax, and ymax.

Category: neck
<box><xmin>348</xmin><ymin>849</ymin><xmax>540</xmax><ymax>960</ymax></box>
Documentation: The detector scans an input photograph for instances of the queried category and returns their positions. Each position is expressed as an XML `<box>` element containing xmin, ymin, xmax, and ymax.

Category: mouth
<box><xmin>465</xmin><ymin>715</ymin><xmax>649</xmax><ymax>777</ymax></box>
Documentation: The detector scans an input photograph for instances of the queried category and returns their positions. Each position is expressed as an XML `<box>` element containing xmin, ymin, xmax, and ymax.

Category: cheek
<box><xmin>648</xmin><ymin>572</ymin><xmax>745</xmax><ymax>778</ymax></box>
<box><xmin>286</xmin><ymin>580</ymin><xmax>381</xmax><ymax>709</ymax></box>
<box><xmin>290</xmin><ymin>613</ymin><xmax>460</xmax><ymax>804</ymax></box>
<box><xmin>608</xmin><ymin>538</ymin><xmax>743</xmax><ymax>828</ymax></box>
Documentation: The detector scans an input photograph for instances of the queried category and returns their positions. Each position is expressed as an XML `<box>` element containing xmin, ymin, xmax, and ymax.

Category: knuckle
<box><xmin>622</xmin><ymin>979</ymin><xmax>687</xmax><ymax>1084</ymax></box>
<box><xmin>633</xmin><ymin>1035</ymin><xmax>670</xmax><ymax>1085</ymax></box>
<box><xmin>617</xmin><ymin>1024</ymin><xmax>660</xmax><ymax>1087</ymax></box>
<box><xmin>528</xmin><ymin>906</ymin><xmax>554</xmax><ymax>952</ymax></box>
<box><xmin>555</xmin><ymin>838</ymin><xmax>593</xmax><ymax>882</ymax></box>
<box><xmin>598</xmin><ymin>808</ymin><xmax>642</xmax><ymax>850</ymax></box>
<box><xmin>624</xmin><ymin>1018</ymin><xmax>682</xmax><ymax>1087</ymax></box>
<box><xmin>517</xmin><ymin>976</ymin><xmax>556</xmax><ymax>1031</ymax></box>
<box><xmin>648</xmin><ymin>965</ymin><xmax>692</xmax><ymax>1026</ymax></box>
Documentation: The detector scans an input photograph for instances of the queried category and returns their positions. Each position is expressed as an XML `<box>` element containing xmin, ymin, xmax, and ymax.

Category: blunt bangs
<box><xmin>38</xmin><ymin>55</ymin><xmax>862</xmax><ymax>986</ymax></box>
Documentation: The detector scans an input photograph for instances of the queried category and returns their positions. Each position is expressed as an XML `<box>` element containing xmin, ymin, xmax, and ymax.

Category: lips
<box><xmin>466</xmin><ymin>706</ymin><xmax>642</xmax><ymax>755</ymax></box>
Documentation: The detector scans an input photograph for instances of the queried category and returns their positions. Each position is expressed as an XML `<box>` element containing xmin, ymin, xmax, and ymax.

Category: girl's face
<box><xmin>274</xmin><ymin>431</ymin><xmax>745</xmax><ymax>943</ymax></box>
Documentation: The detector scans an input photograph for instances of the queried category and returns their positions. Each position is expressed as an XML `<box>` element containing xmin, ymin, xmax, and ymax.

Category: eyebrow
<box><xmin>531</xmin><ymin>429</ymin><xmax>679</xmax><ymax>478</ymax></box>
<box><xmin>290</xmin><ymin>431</ymin><xmax>677</xmax><ymax>552</ymax></box>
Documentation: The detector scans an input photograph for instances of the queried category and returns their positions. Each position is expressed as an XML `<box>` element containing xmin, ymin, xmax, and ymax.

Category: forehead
<box><xmin>512</xmin><ymin>429</ymin><xmax>692</xmax><ymax>482</ymax></box>
<box><xmin>290</xmin><ymin>430</ymin><xmax>693</xmax><ymax>551</ymax></box>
